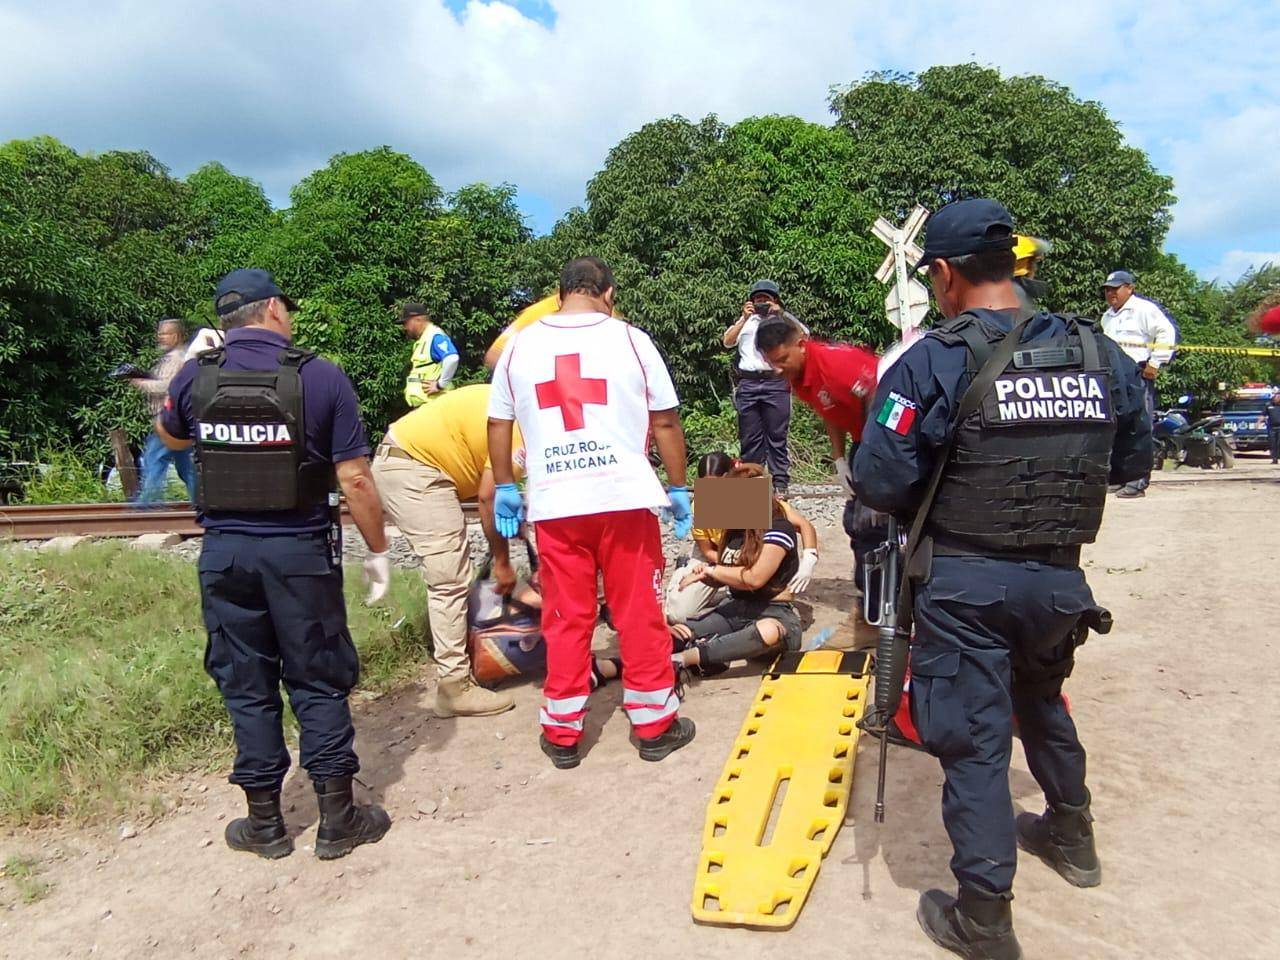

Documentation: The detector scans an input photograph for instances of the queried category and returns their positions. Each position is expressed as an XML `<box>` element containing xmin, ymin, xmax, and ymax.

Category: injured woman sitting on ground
<box><xmin>670</xmin><ymin>462</ymin><xmax>804</xmax><ymax>675</ymax></box>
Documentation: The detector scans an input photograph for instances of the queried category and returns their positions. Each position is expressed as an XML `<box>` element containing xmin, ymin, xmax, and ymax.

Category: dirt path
<box><xmin>4</xmin><ymin>464</ymin><xmax>1280</xmax><ymax>959</ymax></box>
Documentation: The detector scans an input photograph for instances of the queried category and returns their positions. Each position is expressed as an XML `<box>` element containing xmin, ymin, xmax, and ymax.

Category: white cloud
<box><xmin>1203</xmin><ymin>250</ymin><xmax>1280</xmax><ymax>284</ymax></box>
<box><xmin>0</xmin><ymin>0</ymin><xmax>1277</xmax><ymax>276</ymax></box>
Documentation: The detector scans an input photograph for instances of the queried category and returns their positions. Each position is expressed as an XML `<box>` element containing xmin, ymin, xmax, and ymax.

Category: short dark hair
<box><xmin>400</xmin><ymin>302</ymin><xmax>429</xmax><ymax>322</ymax></box>
<box><xmin>217</xmin><ymin>299</ymin><xmax>270</xmax><ymax>330</ymax></box>
<box><xmin>559</xmin><ymin>256</ymin><xmax>614</xmax><ymax>298</ymax></box>
<box><xmin>755</xmin><ymin>318</ymin><xmax>800</xmax><ymax>353</ymax></box>
<box><xmin>697</xmin><ymin>451</ymin><xmax>735</xmax><ymax>478</ymax></box>
<box><xmin>941</xmin><ymin>249</ymin><xmax>1016</xmax><ymax>285</ymax></box>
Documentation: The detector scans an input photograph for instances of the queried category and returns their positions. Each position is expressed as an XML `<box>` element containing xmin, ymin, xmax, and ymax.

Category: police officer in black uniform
<box><xmin>157</xmin><ymin>269</ymin><xmax>394</xmax><ymax>860</ymax></box>
<box><xmin>853</xmin><ymin>200</ymin><xmax>1152</xmax><ymax>959</ymax></box>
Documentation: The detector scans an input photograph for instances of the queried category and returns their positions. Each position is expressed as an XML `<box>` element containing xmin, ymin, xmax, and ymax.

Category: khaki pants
<box><xmin>372</xmin><ymin>451</ymin><xmax>472</xmax><ymax>682</ymax></box>
<box><xmin>665</xmin><ymin>556</ymin><xmax>724</xmax><ymax>624</ymax></box>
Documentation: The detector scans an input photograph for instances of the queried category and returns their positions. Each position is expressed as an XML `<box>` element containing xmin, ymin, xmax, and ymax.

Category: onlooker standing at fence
<box><xmin>130</xmin><ymin>319</ymin><xmax>196</xmax><ymax>502</ymax></box>
<box><xmin>722</xmin><ymin>280</ymin><xmax>808</xmax><ymax>497</ymax></box>
<box><xmin>1101</xmin><ymin>270</ymin><xmax>1177</xmax><ymax>498</ymax></box>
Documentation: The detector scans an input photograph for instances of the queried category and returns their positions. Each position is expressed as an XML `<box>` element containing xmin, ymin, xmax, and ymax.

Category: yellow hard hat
<box><xmin>1012</xmin><ymin>234</ymin><xmax>1052</xmax><ymax>276</ymax></box>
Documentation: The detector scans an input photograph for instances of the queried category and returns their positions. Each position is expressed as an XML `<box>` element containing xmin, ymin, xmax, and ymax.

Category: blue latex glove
<box><xmin>494</xmin><ymin>483</ymin><xmax>524</xmax><ymax>539</ymax></box>
<box><xmin>667</xmin><ymin>485</ymin><xmax>692</xmax><ymax>539</ymax></box>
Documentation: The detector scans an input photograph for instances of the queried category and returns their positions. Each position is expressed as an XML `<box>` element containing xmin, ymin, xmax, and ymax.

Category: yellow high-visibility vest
<box><xmin>405</xmin><ymin>322</ymin><xmax>453</xmax><ymax>407</ymax></box>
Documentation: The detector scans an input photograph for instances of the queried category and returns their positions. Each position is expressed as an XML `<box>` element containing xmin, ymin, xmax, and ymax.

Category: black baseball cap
<box><xmin>1102</xmin><ymin>270</ymin><xmax>1136</xmax><ymax>288</ymax></box>
<box><xmin>399</xmin><ymin>302</ymin><xmax>429</xmax><ymax>322</ymax></box>
<box><xmin>214</xmin><ymin>268</ymin><xmax>297</xmax><ymax>316</ymax></box>
<box><xmin>916</xmin><ymin>199</ymin><xmax>1017</xmax><ymax>269</ymax></box>
<box><xmin>748</xmin><ymin>279</ymin><xmax>781</xmax><ymax>300</ymax></box>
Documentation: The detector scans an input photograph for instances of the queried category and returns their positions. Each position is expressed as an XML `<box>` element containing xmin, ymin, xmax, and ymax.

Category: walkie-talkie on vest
<box><xmin>328</xmin><ymin>491</ymin><xmax>342</xmax><ymax>568</ymax></box>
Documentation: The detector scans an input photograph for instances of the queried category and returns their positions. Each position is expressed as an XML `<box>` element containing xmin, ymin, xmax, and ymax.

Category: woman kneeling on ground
<box><xmin>669</xmin><ymin>462</ymin><xmax>804</xmax><ymax>675</ymax></box>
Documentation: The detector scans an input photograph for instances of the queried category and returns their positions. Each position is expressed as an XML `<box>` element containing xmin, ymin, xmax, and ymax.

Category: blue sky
<box><xmin>2</xmin><ymin>0</ymin><xmax>1277</xmax><ymax>282</ymax></box>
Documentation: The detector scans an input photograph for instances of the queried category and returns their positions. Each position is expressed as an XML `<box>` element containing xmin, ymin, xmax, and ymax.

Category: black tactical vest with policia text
<box><xmin>192</xmin><ymin>348</ymin><xmax>331</xmax><ymax>512</ymax></box>
<box><xmin>925</xmin><ymin>311</ymin><xmax>1117</xmax><ymax>557</ymax></box>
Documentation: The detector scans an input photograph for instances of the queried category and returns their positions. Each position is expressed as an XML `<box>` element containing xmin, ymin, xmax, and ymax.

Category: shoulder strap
<box><xmin>896</xmin><ymin>306</ymin><xmax>1036</xmax><ymax>629</ymax></box>
<box><xmin>192</xmin><ymin>348</ymin><xmax>225</xmax><ymax>417</ymax></box>
<box><xmin>274</xmin><ymin>348</ymin><xmax>309</xmax><ymax>439</ymax></box>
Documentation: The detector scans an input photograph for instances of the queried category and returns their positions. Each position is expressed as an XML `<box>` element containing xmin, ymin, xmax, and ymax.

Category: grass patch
<box><xmin>15</xmin><ymin>448</ymin><xmax>120</xmax><ymax>505</ymax></box>
<box><xmin>0</xmin><ymin>542</ymin><xmax>429</xmax><ymax>825</ymax></box>
<box><xmin>2</xmin><ymin>855</ymin><xmax>51</xmax><ymax>904</ymax></box>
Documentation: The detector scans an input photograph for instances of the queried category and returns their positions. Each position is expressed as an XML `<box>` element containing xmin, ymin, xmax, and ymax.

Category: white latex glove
<box><xmin>363</xmin><ymin>551</ymin><xmax>391</xmax><ymax>604</ymax></box>
<box><xmin>834</xmin><ymin>457</ymin><xmax>855</xmax><ymax>496</ymax></box>
<box><xmin>789</xmin><ymin>548</ymin><xmax>819</xmax><ymax>594</ymax></box>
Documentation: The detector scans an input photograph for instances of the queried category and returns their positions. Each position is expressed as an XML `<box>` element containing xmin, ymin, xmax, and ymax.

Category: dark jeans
<box><xmin>1269</xmin><ymin>427</ymin><xmax>1280</xmax><ymax>462</ymax></box>
<box><xmin>734</xmin><ymin>376</ymin><xmax>792</xmax><ymax>490</ymax></box>
<box><xmin>685</xmin><ymin>596</ymin><xmax>803</xmax><ymax>665</ymax></box>
<box><xmin>911</xmin><ymin>555</ymin><xmax>1093</xmax><ymax>897</ymax></box>
<box><xmin>1123</xmin><ymin>379</ymin><xmax>1157</xmax><ymax>492</ymax></box>
<box><xmin>199</xmin><ymin>530</ymin><xmax>360</xmax><ymax>790</ymax></box>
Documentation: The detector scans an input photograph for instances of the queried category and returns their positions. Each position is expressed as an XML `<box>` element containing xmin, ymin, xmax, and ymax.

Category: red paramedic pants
<box><xmin>534</xmin><ymin>509</ymin><xmax>679</xmax><ymax>746</ymax></box>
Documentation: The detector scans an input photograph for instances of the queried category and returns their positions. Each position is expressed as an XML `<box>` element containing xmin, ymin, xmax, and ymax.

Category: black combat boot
<box><xmin>313</xmin><ymin>776</ymin><xmax>391</xmax><ymax>860</ymax></box>
<box><xmin>1016</xmin><ymin>794</ymin><xmax>1101</xmax><ymax>887</ymax></box>
<box><xmin>917</xmin><ymin>888</ymin><xmax>1022</xmax><ymax>960</ymax></box>
<box><xmin>637</xmin><ymin>717</ymin><xmax>696</xmax><ymax>761</ymax></box>
<box><xmin>224</xmin><ymin>788</ymin><xmax>294</xmax><ymax>859</ymax></box>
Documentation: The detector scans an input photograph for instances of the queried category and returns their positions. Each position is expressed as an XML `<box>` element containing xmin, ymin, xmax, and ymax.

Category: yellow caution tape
<box><xmin>691</xmin><ymin>649</ymin><xmax>872</xmax><ymax>929</ymax></box>
<box><xmin>1113</xmin><ymin>340</ymin><xmax>1280</xmax><ymax>358</ymax></box>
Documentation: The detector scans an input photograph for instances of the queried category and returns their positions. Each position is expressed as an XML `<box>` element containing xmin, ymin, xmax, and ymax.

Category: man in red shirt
<box><xmin>756</xmin><ymin>319</ymin><xmax>881</xmax><ymax>644</ymax></box>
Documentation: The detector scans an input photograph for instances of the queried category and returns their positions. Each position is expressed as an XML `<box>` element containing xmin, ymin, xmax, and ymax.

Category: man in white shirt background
<box><xmin>722</xmin><ymin>280</ymin><xmax>808</xmax><ymax>496</ymax></box>
<box><xmin>487</xmin><ymin>256</ymin><xmax>696</xmax><ymax>771</ymax></box>
<box><xmin>1101</xmin><ymin>269</ymin><xmax>1176</xmax><ymax>498</ymax></box>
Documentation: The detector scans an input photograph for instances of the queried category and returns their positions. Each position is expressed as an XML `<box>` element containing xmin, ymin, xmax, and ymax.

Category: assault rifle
<box><xmin>859</xmin><ymin>517</ymin><xmax>910</xmax><ymax>823</ymax></box>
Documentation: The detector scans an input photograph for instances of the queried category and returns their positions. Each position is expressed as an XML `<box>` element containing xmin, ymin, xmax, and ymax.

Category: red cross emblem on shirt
<box><xmin>535</xmin><ymin>354</ymin><xmax>608</xmax><ymax>431</ymax></box>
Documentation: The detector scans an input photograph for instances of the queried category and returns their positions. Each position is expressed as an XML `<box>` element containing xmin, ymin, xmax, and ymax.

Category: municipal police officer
<box><xmin>852</xmin><ymin>200</ymin><xmax>1152</xmax><ymax>959</ymax></box>
<box><xmin>157</xmin><ymin>268</ymin><xmax>394</xmax><ymax>861</ymax></box>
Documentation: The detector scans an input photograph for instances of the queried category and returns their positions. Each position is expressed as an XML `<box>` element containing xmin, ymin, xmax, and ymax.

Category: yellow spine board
<box><xmin>691</xmin><ymin>649</ymin><xmax>872</xmax><ymax>929</ymax></box>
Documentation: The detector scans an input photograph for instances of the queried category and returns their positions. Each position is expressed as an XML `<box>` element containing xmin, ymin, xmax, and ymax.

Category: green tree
<box><xmin>524</xmin><ymin>114</ymin><xmax>884</xmax><ymax>407</ymax></box>
<box><xmin>829</xmin><ymin>64</ymin><xmax>1176</xmax><ymax>316</ymax></box>
<box><xmin>0</xmin><ymin>138</ymin><xmax>205</xmax><ymax>462</ymax></box>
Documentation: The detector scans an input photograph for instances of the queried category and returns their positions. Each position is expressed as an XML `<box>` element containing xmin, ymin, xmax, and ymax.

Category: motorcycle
<box><xmin>1153</xmin><ymin>395</ymin><xmax>1235</xmax><ymax>470</ymax></box>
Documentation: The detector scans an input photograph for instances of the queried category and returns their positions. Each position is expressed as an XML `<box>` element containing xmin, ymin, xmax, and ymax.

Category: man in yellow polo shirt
<box><xmin>373</xmin><ymin>383</ymin><xmax>524</xmax><ymax>717</ymax></box>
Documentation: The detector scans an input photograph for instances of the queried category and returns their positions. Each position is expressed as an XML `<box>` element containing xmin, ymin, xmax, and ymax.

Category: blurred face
<box><xmin>762</xmin><ymin>337</ymin><xmax>806</xmax><ymax>379</ymax></box>
<box><xmin>402</xmin><ymin>315</ymin><xmax>428</xmax><ymax>339</ymax></box>
<box><xmin>1104</xmin><ymin>283</ymin><xmax>1133</xmax><ymax>311</ymax></box>
<box><xmin>156</xmin><ymin>323</ymin><xmax>181</xmax><ymax>350</ymax></box>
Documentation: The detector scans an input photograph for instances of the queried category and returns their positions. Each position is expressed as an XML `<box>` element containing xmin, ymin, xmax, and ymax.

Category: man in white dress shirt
<box><xmin>1101</xmin><ymin>270</ymin><xmax>1176</xmax><ymax>498</ymax></box>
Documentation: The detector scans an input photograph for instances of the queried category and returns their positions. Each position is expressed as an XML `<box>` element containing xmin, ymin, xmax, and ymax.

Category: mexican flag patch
<box><xmin>876</xmin><ymin>392</ymin><xmax>917</xmax><ymax>435</ymax></box>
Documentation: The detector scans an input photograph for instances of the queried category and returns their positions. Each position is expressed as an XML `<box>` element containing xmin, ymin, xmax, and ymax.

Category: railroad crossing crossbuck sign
<box><xmin>872</xmin><ymin>205</ymin><xmax>930</xmax><ymax>335</ymax></box>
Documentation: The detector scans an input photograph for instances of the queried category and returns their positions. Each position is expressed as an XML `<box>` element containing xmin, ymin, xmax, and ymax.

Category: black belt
<box><xmin>736</xmin><ymin>369</ymin><xmax>784</xmax><ymax>382</ymax></box>
<box><xmin>931</xmin><ymin>533</ymin><xmax>1081</xmax><ymax>568</ymax></box>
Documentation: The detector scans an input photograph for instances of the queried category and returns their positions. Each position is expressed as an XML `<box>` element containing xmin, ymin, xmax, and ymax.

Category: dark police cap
<box><xmin>748</xmin><ymin>279</ymin><xmax>781</xmax><ymax>300</ymax></box>
<box><xmin>214</xmin><ymin>269</ymin><xmax>297</xmax><ymax>316</ymax></box>
<box><xmin>1102</xmin><ymin>270</ymin><xmax>1136</xmax><ymax>288</ymax></box>
<box><xmin>916</xmin><ymin>199</ymin><xmax>1016</xmax><ymax>269</ymax></box>
<box><xmin>399</xmin><ymin>302</ymin><xmax>430</xmax><ymax>322</ymax></box>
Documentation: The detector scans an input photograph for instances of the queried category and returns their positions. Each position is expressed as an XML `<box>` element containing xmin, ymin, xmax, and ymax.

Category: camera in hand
<box><xmin>753</xmin><ymin>301</ymin><xmax>773</xmax><ymax>317</ymax></box>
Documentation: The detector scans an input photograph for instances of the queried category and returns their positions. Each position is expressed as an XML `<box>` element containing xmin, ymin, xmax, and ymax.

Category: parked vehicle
<box><xmin>1154</xmin><ymin>396</ymin><xmax>1235</xmax><ymax>470</ymax></box>
<box><xmin>1218</xmin><ymin>385</ymin><xmax>1275</xmax><ymax>451</ymax></box>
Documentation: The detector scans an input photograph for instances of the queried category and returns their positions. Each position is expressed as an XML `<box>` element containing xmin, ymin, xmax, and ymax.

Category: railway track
<box><xmin>0</xmin><ymin>501</ymin><xmax>482</xmax><ymax>540</ymax></box>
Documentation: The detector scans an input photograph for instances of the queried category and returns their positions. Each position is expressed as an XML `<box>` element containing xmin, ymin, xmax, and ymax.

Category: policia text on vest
<box><xmin>987</xmin><ymin>372</ymin><xmax>1111</xmax><ymax>424</ymax></box>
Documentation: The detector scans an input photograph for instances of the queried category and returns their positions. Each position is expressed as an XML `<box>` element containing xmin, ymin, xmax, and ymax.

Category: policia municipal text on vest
<box><xmin>193</xmin><ymin>347</ymin><xmax>334</xmax><ymax>512</ymax></box>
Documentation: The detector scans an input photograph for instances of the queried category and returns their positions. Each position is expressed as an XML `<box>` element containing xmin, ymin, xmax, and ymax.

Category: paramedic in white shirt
<box><xmin>1101</xmin><ymin>269</ymin><xmax>1175</xmax><ymax>497</ymax></box>
<box><xmin>722</xmin><ymin>279</ymin><xmax>808</xmax><ymax>496</ymax></box>
<box><xmin>487</xmin><ymin>256</ymin><xmax>696</xmax><ymax>771</ymax></box>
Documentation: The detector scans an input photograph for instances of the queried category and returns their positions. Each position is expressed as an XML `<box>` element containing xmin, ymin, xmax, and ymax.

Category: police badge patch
<box><xmin>982</xmin><ymin>371</ymin><xmax>1113</xmax><ymax>426</ymax></box>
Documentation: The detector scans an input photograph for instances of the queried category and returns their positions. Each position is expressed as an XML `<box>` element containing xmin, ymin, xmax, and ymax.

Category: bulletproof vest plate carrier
<box><xmin>927</xmin><ymin>312</ymin><xmax>1117</xmax><ymax>553</ymax></box>
<box><xmin>192</xmin><ymin>347</ymin><xmax>329</xmax><ymax>512</ymax></box>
